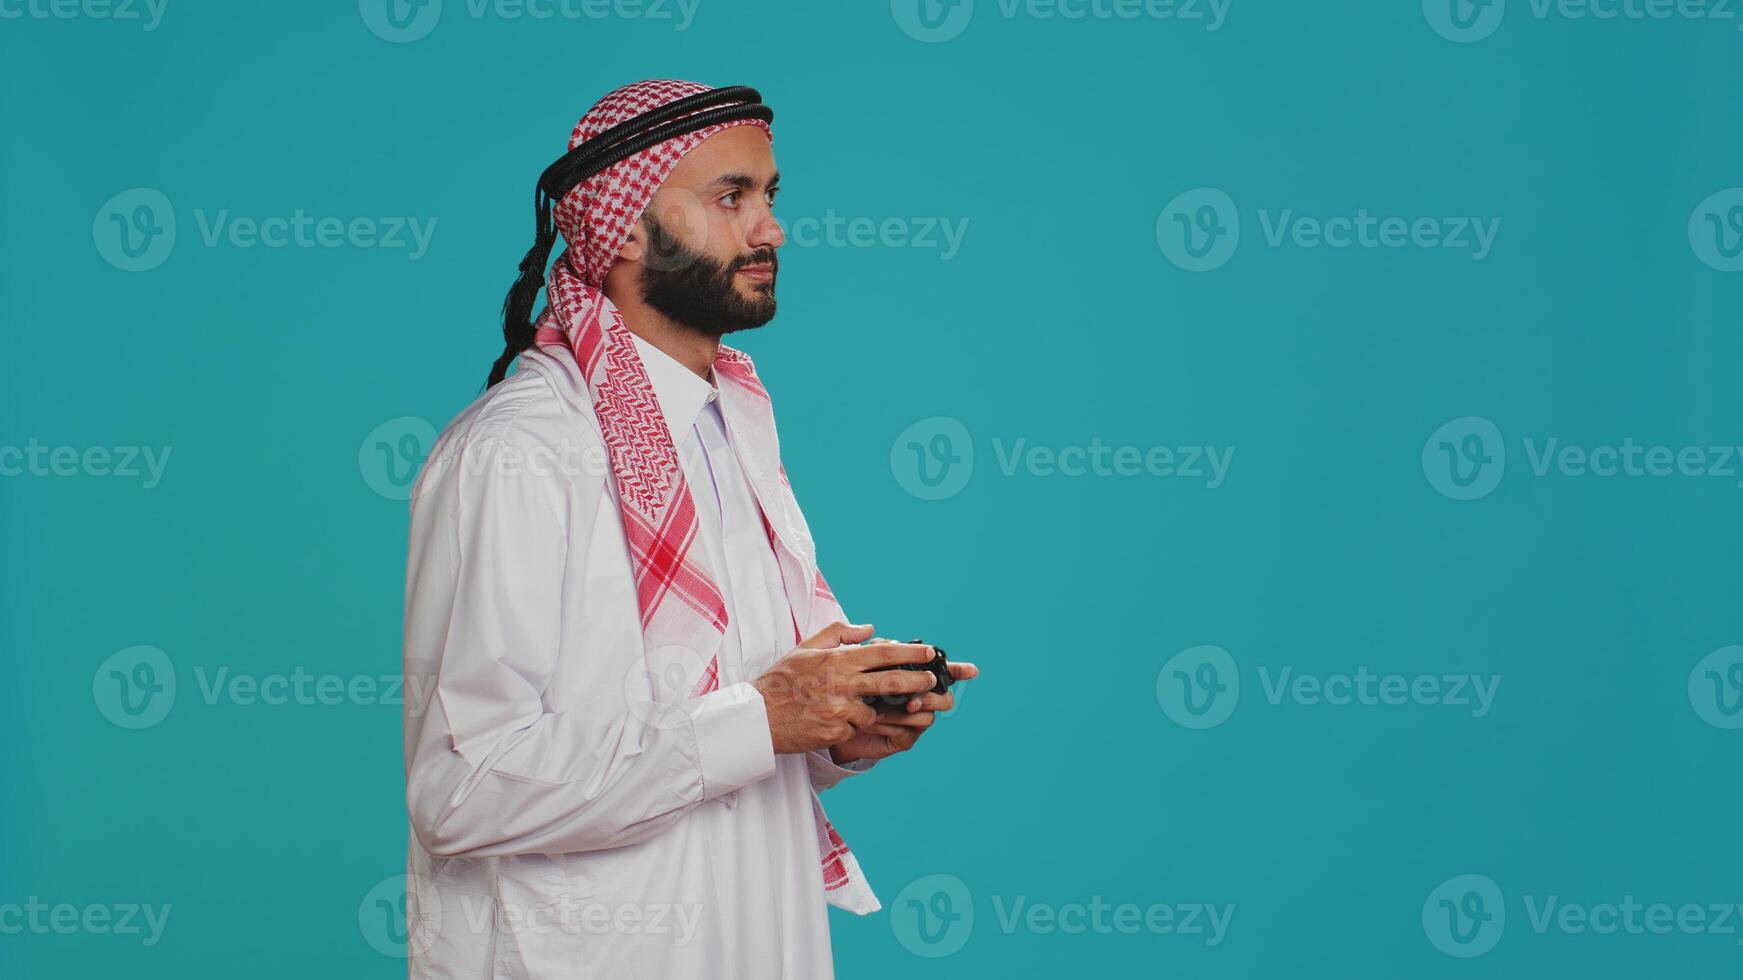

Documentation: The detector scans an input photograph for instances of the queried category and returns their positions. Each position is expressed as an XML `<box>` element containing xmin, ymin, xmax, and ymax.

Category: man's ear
<box><xmin>617</xmin><ymin>217</ymin><xmax>647</xmax><ymax>264</ymax></box>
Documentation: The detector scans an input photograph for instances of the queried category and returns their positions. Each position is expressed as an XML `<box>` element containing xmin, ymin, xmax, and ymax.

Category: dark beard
<box><xmin>637</xmin><ymin>212</ymin><xmax>778</xmax><ymax>338</ymax></box>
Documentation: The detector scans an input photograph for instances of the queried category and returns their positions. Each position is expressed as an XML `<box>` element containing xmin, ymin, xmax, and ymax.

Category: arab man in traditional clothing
<box><xmin>401</xmin><ymin>79</ymin><xmax>979</xmax><ymax>979</ymax></box>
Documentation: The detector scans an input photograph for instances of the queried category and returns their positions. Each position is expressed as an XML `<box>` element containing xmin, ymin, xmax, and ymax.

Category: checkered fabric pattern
<box><xmin>551</xmin><ymin>79</ymin><xmax>773</xmax><ymax>287</ymax></box>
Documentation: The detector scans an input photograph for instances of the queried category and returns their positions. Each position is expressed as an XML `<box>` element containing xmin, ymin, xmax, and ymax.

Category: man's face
<box><xmin>627</xmin><ymin>126</ymin><xmax>784</xmax><ymax>337</ymax></box>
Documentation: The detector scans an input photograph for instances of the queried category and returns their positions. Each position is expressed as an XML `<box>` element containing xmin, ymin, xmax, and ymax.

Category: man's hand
<box><xmin>828</xmin><ymin>653</ymin><xmax>979</xmax><ymax>765</ymax></box>
<box><xmin>752</xmin><ymin>622</ymin><xmax>939</xmax><ymax>754</ymax></box>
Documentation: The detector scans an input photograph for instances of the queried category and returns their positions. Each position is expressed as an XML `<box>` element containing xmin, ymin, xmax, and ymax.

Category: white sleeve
<box><xmin>403</xmin><ymin>432</ymin><xmax>776</xmax><ymax>860</ymax></box>
<box><xmin>807</xmin><ymin>749</ymin><xmax>875</xmax><ymax>792</ymax></box>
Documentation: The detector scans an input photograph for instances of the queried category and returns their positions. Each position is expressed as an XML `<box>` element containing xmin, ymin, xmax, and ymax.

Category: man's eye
<box><xmin>766</xmin><ymin>189</ymin><xmax>778</xmax><ymax>205</ymax></box>
<box><xmin>721</xmin><ymin>191</ymin><xmax>740</xmax><ymax>208</ymax></box>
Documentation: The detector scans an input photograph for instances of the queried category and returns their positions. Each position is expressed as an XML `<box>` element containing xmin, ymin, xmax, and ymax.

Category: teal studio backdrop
<box><xmin>3</xmin><ymin>1</ymin><xmax>1740</xmax><ymax>976</ymax></box>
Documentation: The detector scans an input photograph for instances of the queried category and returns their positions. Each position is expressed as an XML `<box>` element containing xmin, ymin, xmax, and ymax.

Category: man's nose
<box><xmin>748</xmin><ymin>207</ymin><xmax>784</xmax><ymax>251</ymax></box>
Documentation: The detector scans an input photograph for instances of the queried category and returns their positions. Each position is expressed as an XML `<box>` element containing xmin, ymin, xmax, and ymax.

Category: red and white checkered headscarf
<box><xmin>527</xmin><ymin>80</ymin><xmax>880</xmax><ymax>915</ymax></box>
<box><xmin>549</xmin><ymin>78</ymin><xmax>772</xmax><ymax>286</ymax></box>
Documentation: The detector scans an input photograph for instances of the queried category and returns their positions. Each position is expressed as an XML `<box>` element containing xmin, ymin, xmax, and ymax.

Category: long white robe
<box><xmin>402</xmin><ymin>338</ymin><xmax>874</xmax><ymax>979</ymax></box>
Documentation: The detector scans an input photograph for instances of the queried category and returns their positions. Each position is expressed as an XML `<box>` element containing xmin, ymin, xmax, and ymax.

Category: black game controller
<box><xmin>862</xmin><ymin>639</ymin><xmax>953</xmax><ymax>712</ymax></box>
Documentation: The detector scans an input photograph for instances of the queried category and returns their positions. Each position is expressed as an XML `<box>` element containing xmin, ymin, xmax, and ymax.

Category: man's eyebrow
<box><xmin>709</xmin><ymin>171</ymin><xmax>780</xmax><ymax>191</ymax></box>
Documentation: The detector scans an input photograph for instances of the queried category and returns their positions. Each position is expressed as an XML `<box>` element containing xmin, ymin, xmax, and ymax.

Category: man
<box><xmin>401</xmin><ymin>79</ymin><xmax>978</xmax><ymax>979</ymax></box>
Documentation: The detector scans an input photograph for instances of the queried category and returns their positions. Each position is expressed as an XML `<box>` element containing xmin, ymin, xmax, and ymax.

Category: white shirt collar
<box><xmin>630</xmin><ymin>333</ymin><xmax>720</xmax><ymax>437</ymax></box>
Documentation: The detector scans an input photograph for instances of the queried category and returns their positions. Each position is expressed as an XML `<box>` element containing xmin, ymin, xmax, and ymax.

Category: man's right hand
<box><xmin>752</xmin><ymin>622</ymin><xmax>940</xmax><ymax>754</ymax></box>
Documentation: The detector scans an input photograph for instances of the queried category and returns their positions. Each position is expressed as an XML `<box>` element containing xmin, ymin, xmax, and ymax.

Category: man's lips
<box><xmin>736</xmin><ymin>264</ymin><xmax>775</xmax><ymax>280</ymax></box>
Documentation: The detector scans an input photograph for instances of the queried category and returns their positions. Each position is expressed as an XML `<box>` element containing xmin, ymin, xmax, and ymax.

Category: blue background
<box><xmin>3</xmin><ymin>0</ymin><xmax>1740</xmax><ymax>975</ymax></box>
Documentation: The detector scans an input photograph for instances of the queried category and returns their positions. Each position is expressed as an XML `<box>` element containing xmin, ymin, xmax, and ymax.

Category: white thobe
<box><xmin>402</xmin><ymin>337</ymin><xmax>873</xmax><ymax>979</ymax></box>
